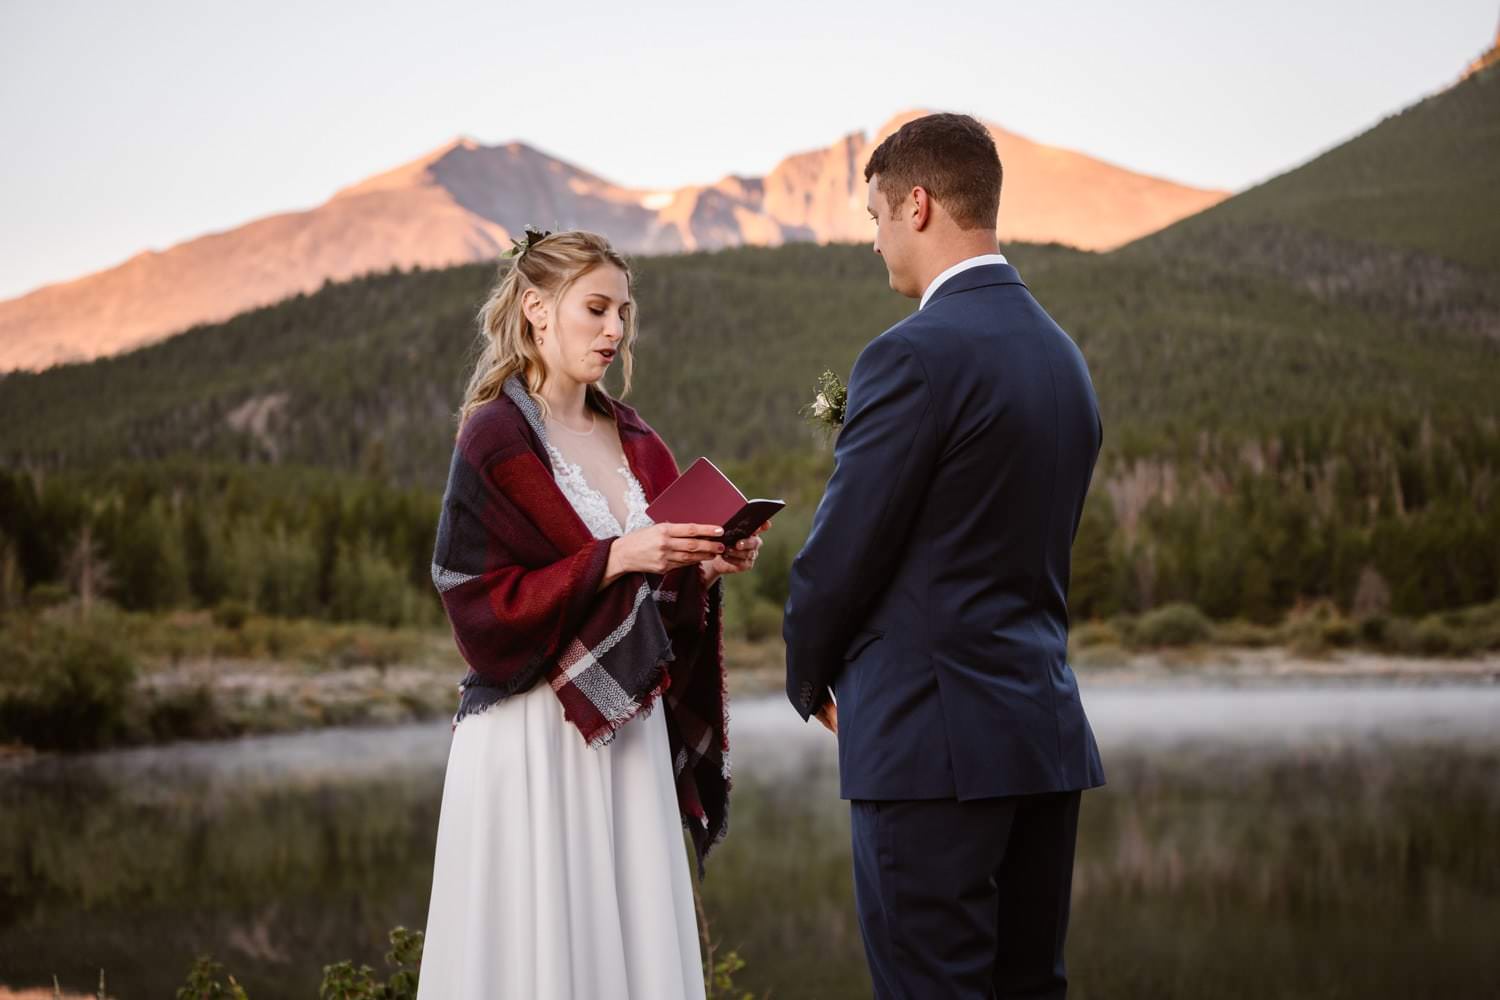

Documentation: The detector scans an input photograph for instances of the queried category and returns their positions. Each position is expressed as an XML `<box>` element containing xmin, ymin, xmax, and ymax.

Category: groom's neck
<box><xmin>914</xmin><ymin>233</ymin><xmax>1003</xmax><ymax>298</ymax></box>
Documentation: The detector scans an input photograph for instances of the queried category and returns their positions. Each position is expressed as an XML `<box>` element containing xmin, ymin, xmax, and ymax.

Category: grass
<box><xmin>1072</xmin><ymin>597</ymin><xmax>1500</xmax><ymax>660</ymax></box>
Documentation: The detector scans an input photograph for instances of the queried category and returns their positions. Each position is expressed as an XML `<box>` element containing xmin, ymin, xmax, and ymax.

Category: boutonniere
<box><xmin>802</xmin><ymin>369</ymin><xmax>847</xmax><ymax>432</ymax></box>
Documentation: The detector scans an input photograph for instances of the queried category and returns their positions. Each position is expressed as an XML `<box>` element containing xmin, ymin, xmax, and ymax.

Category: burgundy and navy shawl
<box><xmin>430</xmin><ymin>374</ymin><xmax>729</xmax><ymax>868</ymax></box>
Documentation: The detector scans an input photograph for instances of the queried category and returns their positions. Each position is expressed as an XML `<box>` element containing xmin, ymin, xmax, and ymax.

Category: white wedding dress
<box><xmin>416</xmin><ymin>415</ymin><xmax>706</xmax><ymax>1000</ymax></box>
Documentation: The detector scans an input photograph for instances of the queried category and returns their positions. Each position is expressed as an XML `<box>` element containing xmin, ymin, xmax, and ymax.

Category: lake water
<box><xmin>2</xmin><ymin>681</ymin><xmax>1498</xmax><ymax>998</ymax></box>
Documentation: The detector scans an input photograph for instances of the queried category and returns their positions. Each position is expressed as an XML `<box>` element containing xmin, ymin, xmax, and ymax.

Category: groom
<box><xmin>783</xmin><ymin>113</ymin><xmax>1105</xmax><ymax>999</ymax></box>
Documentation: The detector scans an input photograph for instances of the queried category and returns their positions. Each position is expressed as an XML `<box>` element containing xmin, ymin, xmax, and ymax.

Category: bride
<box><xmin>417</xmin><ymin>229</ymin><xmax>764</xmax><ymax>999</ymax></box>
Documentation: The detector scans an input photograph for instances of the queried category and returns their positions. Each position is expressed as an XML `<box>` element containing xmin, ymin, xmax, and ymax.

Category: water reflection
<box><xmin>2</xmin><ymin>684</ymin><xmax>1497</xmax><ymax>998</ymax></box>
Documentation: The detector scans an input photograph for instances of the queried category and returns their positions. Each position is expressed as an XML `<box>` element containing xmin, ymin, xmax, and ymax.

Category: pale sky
<box><xmin>1</xmin><ymin>0</ymin><xmax>1494</xmax><ymax>301</ymax></box>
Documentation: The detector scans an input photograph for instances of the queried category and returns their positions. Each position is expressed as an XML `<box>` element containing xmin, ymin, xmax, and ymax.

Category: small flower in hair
<box><xmin>502</xmin><ymin>226</ymin><xmax>553</xmax><ymax>259</ymax></box>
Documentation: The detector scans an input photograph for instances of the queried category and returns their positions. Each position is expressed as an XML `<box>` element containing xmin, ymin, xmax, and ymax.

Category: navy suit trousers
<box><xmin>850</xmin><ymin>791</ymin><xmax>1082</xmax><ymax>1000</ymax></box>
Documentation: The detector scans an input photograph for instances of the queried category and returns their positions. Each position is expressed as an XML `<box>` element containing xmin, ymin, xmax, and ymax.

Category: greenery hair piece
<box><xmin>502</xmin><ymin>226</ymin><xmax>554</xmax><ymax>260</ymax></box>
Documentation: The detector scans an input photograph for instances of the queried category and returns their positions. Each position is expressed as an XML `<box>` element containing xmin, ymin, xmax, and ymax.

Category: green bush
<box><xmin>1281</xmin><ymin>618</ymin><xmax>1329</xmax><ymax>657</ymax></box>
<box><xmin>1322</xmin><ymin>617</ymin><xmax>1357</xmax><ymax>648</ymax></box>
<box><xmin>1212</xmin><ymin>619</ymin><xmax>1279</xmax><ymax>648</ymax></box>
<box><xmin>1071</xmin><ymin>643</ymin><xmax>1128</xmax><ymax>670</ymax></box>
<box><xmin>1107</xmin><ymin>613</ymin><xmax>1141</xmax><ymax>647</ymax></box>
<box><xmin>1071</xmin><ymin>621</ymin><xmax>1122</xmax><ymax>649</ymax></box>
<box><xmin>738</xmin><ymin>597</ymin><xmax>784</xmax><ymax>643</ymax></box>
<box><xmin>1411</xmin><ymin>616</ymin><xmax>1479</xmax><ymax>657</ymax></box>
<box><xmin>177</xmin><ymin>956</ymin><xmax>248</xmax><ymax>999</ymax></box>
<box><xmin>145</xmin><ymin>684</ymin><xmax>234</xmax><ymax>743</ymax></box>
<box><xmin>1134</xmin><ymin>602</ymin><xmax>1213</xmax><ymax>647</ymax></box>
<box><xmin>212</xmin><ymin>599</ymin><xmax>251</xmax><ymax>630</ymax></box>
<box><xmin>1379</xmin><ymin>615</ymin><xmax>1421</xmax><ymax>654</ymax></box>
<box><xmin>25</xmin><ymin>582</ymin><xmax>71</xmax><ymax>609</ymax></box>
<box><xmin>1355</xmin><ymin>614</ymin><xmax>1391</xmax><ymax>646</ymax></box>
<box><xmin>0</xmin><ymin>620</ymin><xmax>139</xmax><ymax>750</ymax></box>
<box><xmin>1275</xmin><ymin>600</ymin><xmax>1356</xmax><ymax>657</ymax></box>
<box><xmin>330</xmin><ymin>539</ymin><xmax>430</xmax><ymax>629</ymax></box>
<box><xmin>178</xmin><ymin>927</ymin><xmax>423</xmax><ymax>1000</ymax></box>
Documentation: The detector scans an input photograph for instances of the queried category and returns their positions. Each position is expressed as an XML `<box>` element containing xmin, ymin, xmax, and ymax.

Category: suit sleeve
<box><xmin>782</xmin><ymin>331</ymin><xmax>941</xmax><ymax>720</ymax></box>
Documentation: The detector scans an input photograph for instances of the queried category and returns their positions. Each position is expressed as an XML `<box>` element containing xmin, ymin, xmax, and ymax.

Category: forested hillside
<box><xmin>3</xmin><ymin>70</ymin><xmax>1497</xmax><ymax>636</ymax></box>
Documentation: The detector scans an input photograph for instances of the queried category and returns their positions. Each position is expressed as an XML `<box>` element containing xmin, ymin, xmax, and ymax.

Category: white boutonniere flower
<box><xmin>802</xmin><ymin>370</ymin><xmax>847</xmax><ymax>432</ymax></box>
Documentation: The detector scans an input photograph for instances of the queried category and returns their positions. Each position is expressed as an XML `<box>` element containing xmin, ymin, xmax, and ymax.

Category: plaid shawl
<box><xmin>430</xmin><ymin>374</ymin><xmax>730</xmax><ymax>869</ymax></box>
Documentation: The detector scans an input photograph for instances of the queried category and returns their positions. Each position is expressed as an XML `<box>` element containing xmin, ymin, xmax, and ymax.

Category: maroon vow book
<box><xmin>646</xmin><ymin>457</ymin><xmax>787</xmax><ymax>545</ymax></box>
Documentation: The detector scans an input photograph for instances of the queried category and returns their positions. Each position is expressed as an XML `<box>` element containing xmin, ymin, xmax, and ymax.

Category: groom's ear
<box><xmin>909</xmin><ymin>186</ymin><xmax>933</xmax><ymax>232</ymax></box>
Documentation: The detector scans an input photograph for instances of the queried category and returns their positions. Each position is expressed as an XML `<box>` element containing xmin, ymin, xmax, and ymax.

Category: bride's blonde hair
<box><xmin>457</xmin><ymin>230</ymin><xmax>637</xmax><ymax>432</ymax></box>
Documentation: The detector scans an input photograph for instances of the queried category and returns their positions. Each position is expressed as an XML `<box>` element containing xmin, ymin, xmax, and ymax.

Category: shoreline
<box><xmin>2</xmin><ymin>639</ymin><xmax>1496</xmax><ymax>760</ymax></box>
<box><xmin>725</xmin><ymin>643</ymin><xmax>1500</xmax><ymax>697</ymax></box>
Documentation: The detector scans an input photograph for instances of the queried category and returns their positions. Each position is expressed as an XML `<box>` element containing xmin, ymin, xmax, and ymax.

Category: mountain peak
<box><xmin>428</xmin><ymin>134</ymin><xmax>483</xmax><ymax>160</ymax></box>
<box><xmin>330</xmin><ymin>134</ymin><xmax>493</xmax><ymax>200</ymax></box>
<box><xmin>0</xmin><ymin>111</ymin><xmax>1230</xmax><ymax>371</ymax></box>
<box><xmin>1462</xmin><ymin>16</ymin><xmax>1500</xmax><ymax>80</ymax></box>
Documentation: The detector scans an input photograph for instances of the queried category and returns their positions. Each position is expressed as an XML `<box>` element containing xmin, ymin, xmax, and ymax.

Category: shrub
<box><xmin>1278</xmin><ymin>600</ymin><xmax>1353</xmax><ymax>657</ymax></box>
<box><xmin>25</xmin><ymin>582</ymin><xmax>71</xmax><ymax>609</ymax></box>
<box><xmin>1135</xmin><ymin>602</ymin><xmax>1212</xmax><ymax>647</ymax></box>
<box><xmin>176</xmin><ymin>956</ymin><xmax>248</xmax><ymax>999</ymax></box>
<box><xmin>178</xmin><ymin>927</ymin><xmax>423</xmax><ymax>1000</ymax></box>
<box><xmin>321</xmin><ymin>925</ymin><xmax>423</xmax><ymax>1000</ymax></box>
<box><xmin>1412</xmin><ymin>616</ymin><xmax>1478</xmax><ymax>657</ymax></box>
<box><xmin>145</xmin><ymin>684</ymin><xmax>234</xmax><ymax>742</ymax></box>
<box><xmin>1071</xmin><ymin>621</ymin><xmax>1121</xmax><ymax>649</ymax></box>
<box><xmin>1321</xmin><ymin>616</ymin><xmax>1357</xmax><ymax>648</ymax></box>
<box><xmin>1379</xmin><ymin>615</ymin><xmax>1421</xmax><ymax>654</ymax></box>
<box><xmin>1071</xmin><ymin>643</ymin><xmax>1128</xmax><ymax>670</ymax></box>
<box><xmin>330</xmin><ymin>540</ymin><xmax>427</xmax><ymax>628</ymax></box>
<box><xmin>1355</xmin><ymin>614</ymin><xmax>1391</xmax><ymax>646</ymax></box>
<box><xmin>1212</xmin><ymin>619</ymin><xmax>1278</xmax><ymax>648</ymax></box>
<box><xmin>212</xmin><ymin>599</ymin><xmax>251</xmax><ymax>630</ymax></box>
<box><xmin>1282</xmin><ymin>618</ymin><xmax>1328</xmax><ymax>657</ymax></box>
<box><xmin>0</xmin><ymin>620</ymin><xmax>138</xmax><ymax>750</ymax></box>
<box><xmin>737</xmin><ymin>597</ymin><xmax>784</xmax><ymax>643</ymax></box>
<box><xmin>1107</xmin><ymin>613</ymin><xmax>1141</xmax><ymax>647</ymax></box>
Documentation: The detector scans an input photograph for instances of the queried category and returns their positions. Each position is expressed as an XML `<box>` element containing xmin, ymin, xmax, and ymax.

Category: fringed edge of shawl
<box><xmin>579</xmin><ymin>660</ymin><xmax>673</xmax><ymax>750</ymax></box>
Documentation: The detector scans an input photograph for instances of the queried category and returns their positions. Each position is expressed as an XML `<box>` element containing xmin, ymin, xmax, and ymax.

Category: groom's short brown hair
<box><xmin>864</xmin><ymin>113</ymin><xmax>1001</xmax><ymax>230</ymax></box>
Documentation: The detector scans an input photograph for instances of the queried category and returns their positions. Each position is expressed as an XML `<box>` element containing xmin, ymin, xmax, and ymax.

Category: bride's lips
<box><xmin>595</xmin><ymin>348</ymin><xmax>617</xmax><ymax>362</ymax></box>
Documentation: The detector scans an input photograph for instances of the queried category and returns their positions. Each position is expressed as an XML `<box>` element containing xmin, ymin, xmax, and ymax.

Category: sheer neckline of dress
<box><xmin>545</xmin><ymin>441</ymin><xmax>653</xmax><ymax>539</ymax></box>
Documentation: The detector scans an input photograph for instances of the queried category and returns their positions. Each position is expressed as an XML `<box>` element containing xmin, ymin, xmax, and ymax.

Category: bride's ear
<box><xmin>521</xmin><ymin>288</ymin><xmax>549</xmax><ymax>331</ymax></box>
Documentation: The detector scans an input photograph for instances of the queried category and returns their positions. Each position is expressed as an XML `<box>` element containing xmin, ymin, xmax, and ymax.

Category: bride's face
<box><xmin>530</xmin><ymin>264</ymin><xmax>631</xmax><ymax>386</ymax></box>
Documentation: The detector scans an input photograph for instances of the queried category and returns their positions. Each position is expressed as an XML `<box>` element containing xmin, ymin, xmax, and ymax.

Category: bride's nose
<box><xmin>602</xmin><ymin>314</ymin><xmax>624</xmax><ymax>343</ymax></box>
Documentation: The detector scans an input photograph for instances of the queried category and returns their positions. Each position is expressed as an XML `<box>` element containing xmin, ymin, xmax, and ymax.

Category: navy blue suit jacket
<box><xmin>783</xmin><ymin>262</ymin><xmax>1106</xmax><ymax>801</ymax></box>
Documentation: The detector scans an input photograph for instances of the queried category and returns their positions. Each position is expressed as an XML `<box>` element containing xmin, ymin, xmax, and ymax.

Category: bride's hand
<box><xmin>703</xmin><ymin>522</ymin><xmax>770</xmax><ymax>582</ymax></box>
<box><xmin>604</xmin><ymin>523</ymin><xmax>725</xmax><ymax>585</ymax></box>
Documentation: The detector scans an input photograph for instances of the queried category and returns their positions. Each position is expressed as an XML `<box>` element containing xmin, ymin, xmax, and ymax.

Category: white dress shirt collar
<box><xmin>919</xmin><ymin>253</ymin><xmax>1010</xmax><ymax>310</ymax></box>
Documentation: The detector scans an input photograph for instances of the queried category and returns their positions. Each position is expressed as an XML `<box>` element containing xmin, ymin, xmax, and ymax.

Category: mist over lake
<box><xmin>4</xmin><ymin>679</ymin><xmax>1497</xmax><ymax>999</ymax></box>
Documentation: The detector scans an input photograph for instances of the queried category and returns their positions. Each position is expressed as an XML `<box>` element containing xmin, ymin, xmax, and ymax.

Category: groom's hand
<box><xmin>814</xmin><ymin>698</ymin><xmax>837</xmax><ymax>734</ymax></box>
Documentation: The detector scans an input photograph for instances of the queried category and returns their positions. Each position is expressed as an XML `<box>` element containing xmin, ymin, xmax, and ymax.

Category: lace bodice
<box><xmin>546</xmin><ymin>440</ymin><xmax>654</xmax><ymax>540</ymax></box>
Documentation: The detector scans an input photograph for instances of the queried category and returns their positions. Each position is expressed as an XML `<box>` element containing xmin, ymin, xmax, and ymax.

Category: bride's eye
<box><xmin>588</xmin><ymin>306</ymin><xmax>605</xmax><ymax>316</ymax></box>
